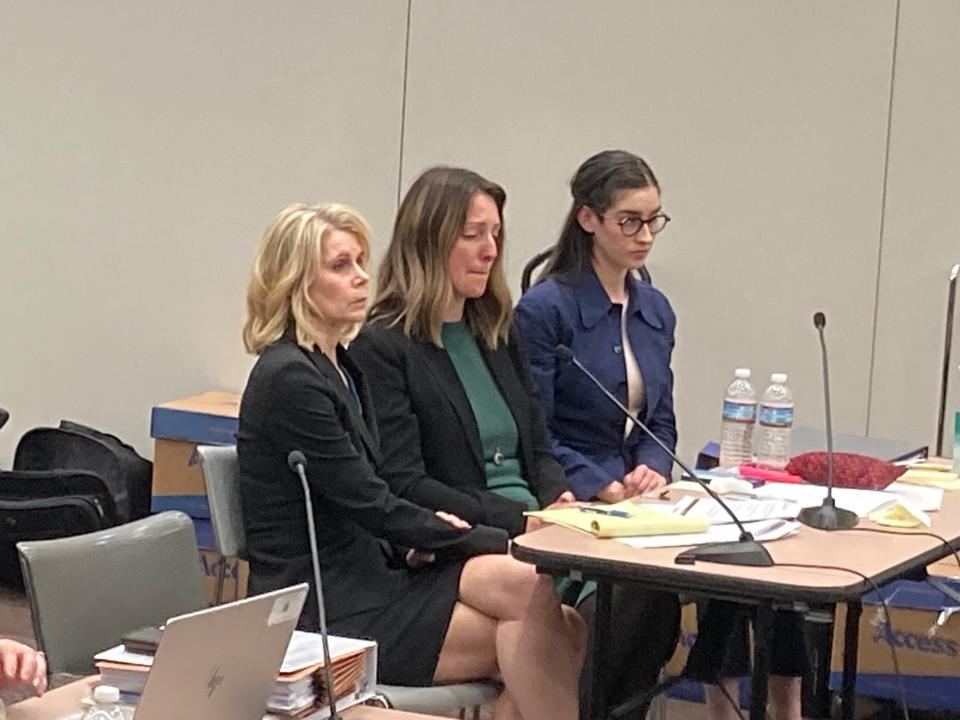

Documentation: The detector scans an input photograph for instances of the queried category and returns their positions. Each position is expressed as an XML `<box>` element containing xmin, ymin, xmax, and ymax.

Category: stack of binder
<box><xmin>267</xmin><ymin>646</ymin><xmax>371</xmax><ymax>718</ymax></box>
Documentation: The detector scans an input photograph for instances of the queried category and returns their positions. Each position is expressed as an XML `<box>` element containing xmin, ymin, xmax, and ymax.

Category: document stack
<box><xmin>95</xmin><ymin>630</ymin><xmax>378</xmax><ymax>719</ymax></box>
<box><xmin>266</xmin><ymin>632</ymin><xmax>377</xmax><ymax>719</ymax></box>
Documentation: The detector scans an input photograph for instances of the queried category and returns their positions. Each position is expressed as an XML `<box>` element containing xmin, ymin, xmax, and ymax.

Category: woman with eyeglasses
<box><xmin>514</xmin><ymin>150</ymin><xmax>804</xmax><ymax>720</ymax></box>
<box><xmin>515</xmin><ymin>150</ymin><xmax>675</xmax><ymax>504</ymax></box>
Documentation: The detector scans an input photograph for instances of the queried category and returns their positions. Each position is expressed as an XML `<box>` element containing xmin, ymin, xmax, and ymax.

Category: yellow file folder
<box><xmin>525</xmin><ymin>501</ymin><xmax>709</xmax><ymax>538</ymax></box>
<box><xmin>898</xmin><ymin>468</ymin><xmax>960</xmax><ymax>491</ymax></box>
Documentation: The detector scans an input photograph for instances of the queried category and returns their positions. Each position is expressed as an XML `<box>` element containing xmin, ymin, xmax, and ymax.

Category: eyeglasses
<box><xmin>599</xmin><ymin>213</ymin><xmax>671</xmax><ymax>237</ymax></box>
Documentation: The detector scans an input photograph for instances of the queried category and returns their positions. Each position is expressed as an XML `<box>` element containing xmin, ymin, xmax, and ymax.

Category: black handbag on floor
<box><xmin>0</xmin><ymin>469</ymin><xmax>119</xmax><ymax>587</ymax></box>
<box><xmin>13</xmin><ymin>421</ymin><xmax>152</xmax><ymax>522</ymax></box>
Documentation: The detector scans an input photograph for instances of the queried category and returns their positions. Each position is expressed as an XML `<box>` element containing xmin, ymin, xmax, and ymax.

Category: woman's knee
<box><xmin>461</xmin><ymin>555</ymin><xmax>560</xmax><ymax>621</ymax></box>
<box><xmin>510</xmin><ymin>562</ymin><xmax>560</xmax><ymax>612</ymax></box>
<box><xmin>497</xmin><ymin>558</ymin><xmax>560</xmax><ymax>616</ymax></box>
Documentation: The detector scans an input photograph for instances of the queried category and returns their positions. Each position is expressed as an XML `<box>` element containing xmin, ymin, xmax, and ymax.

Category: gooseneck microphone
<box><xmin>554</xmin><ymin>345</ymin><xmax>774</xmax><ymax>567</ymax></box>
<box><xmin>936</xmin><ymin>263</ymin><xmax>960</xmax><ymax>457</ymax></box>
<box><xmin>796</xmin><ymin>313</ymin><xmax>858</xmax><ymax>530</ymax></box>
<box><xmin>287</xmin><ymin>450</ymin><xmax>342</xmax><ymax>720</ymax></box>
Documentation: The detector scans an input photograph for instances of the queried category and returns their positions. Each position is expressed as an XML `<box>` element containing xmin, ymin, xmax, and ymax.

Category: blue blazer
<box><xmin>514</xmin><ymin>269</ymin><xmax>678</xmax><ymax>499</ymax></box>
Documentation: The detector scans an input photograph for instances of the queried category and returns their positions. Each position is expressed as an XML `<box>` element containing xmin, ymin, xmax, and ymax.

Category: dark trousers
<box><xmin>684</xmin><ymin>600</ymin><xmax>809</xmax><ymax>682</ymax></box>
<box><xmin>576</xmin><ymin>584</ymin><xmax>680</xmax><ymax>720</ymax></box>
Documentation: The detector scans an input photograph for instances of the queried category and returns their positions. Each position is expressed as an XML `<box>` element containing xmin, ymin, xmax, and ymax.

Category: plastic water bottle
<box><xmin>755</xmin><ymin>373</ymin><xmax>795</xmax><ymax>469</ymax></box>
<box><xmin>719</xmin><ymin>368</ymin><xmax>757</xmax><ymax>468</ymax></box>
<box><xmin>81</xmin><ymin>685</ymin><xmax>130</xmax><ymax>720</ymax></box>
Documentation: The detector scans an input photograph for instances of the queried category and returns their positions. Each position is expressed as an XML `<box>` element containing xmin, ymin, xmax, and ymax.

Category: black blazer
<box><xmin>349</xmin><ymin>320</ymin><xmax>569</xmax><ymax>538</ymax></box>
<box><xmin>236</xmin><ymin>336</ymin><xmax>508</xmax><ymax>627</ymax></box>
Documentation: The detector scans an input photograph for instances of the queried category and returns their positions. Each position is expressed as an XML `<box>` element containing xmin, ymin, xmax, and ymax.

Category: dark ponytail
<box><xmin>539</xmin><ymin>150</ymin><xmax>659</xmax><ymax>282</ymax></box>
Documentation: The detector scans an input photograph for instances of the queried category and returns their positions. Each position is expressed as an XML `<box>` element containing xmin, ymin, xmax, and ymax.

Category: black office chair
<box><xmin>520</xmin><ymin>247</ymin><xmax>652</xmax><ymax>294</ymax></box>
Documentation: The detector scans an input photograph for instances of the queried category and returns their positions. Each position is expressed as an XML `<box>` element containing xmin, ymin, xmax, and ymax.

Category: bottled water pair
<box><xmin>719</xmin><ymin>368</ymin><xmax>794</xmax><ymax>469</ymax></box>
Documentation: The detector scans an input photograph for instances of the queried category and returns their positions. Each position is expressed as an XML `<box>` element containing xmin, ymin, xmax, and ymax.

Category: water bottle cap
<box><xmin>734</xmin><ymin>368</ymin><xmax>751</xmax><ymax>379</ymax></box>
<box><xmin>771</xmin><ymin>373</ymin><xmax>788</xmax><ymax>384</ymax></box>
<box><xmin>93</xmin><ymin>685</ymin><xmax>120</xmax><ymax>704</ymax></box>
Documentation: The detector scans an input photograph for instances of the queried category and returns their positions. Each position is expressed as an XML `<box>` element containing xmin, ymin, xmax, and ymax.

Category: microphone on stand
<box><xmin>796</xmin><ymin>313</ymin><xmax>858</xmax><ymax>530</ymax></box>
<box><xmin>936</xmin><ymin>263</ymin><xmax>960</xmax><ymax>457</ymax></box>
<box><xmin>287</xmin><ymin>450</ymin><xmax>342</xmax><ymax>720</ymax></box>
<box><xmin>554</xmin><ymin>345</ymin><xmax>773</xmax><ymax>567</ymax></box>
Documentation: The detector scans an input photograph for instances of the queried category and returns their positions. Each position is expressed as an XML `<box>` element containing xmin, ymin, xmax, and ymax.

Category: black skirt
<box><xmin>323</xmin><ymin>560</ymin><xmax>466</xmax><ymax>686</ymax></box>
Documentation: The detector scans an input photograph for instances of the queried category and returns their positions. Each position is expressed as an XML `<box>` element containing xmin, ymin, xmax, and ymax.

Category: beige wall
<box><xmin>0</xmin><ymin>0</ymin><xmax>407</xmax><ymax>465</ymax></box>
<box><xmin>401</xmin><ymin>0</ymin><xmax>897</xmax><ymax>463</ymax></box>
<box><xmin>1</xmin><ymin>0</ymin><xmax>955</xmax><ymax>469</ymax></box>
<box><xmin>869</xmin><ymin>0</ymin><xmax>960</xmax><ymax>454</ymax></box>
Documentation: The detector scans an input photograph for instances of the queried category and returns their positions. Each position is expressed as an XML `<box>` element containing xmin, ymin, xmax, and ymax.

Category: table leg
<box><xmin>750</xmin><ymin>603</ymin><xmax>774</xmax><ymax>720</ymax></box>
<box><xmin>841</xmin><ymin>601</ymin><xmax>861</xmax><ymax>720</ymax></box>
<box><xmin>590</xmin><ymin>581</ymin><xmax>613</xmax><ymax>720</ymax></box>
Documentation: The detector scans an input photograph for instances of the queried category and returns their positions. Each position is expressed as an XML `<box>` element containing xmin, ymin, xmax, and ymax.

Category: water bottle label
<box><xmin>759</xmin><ymin>405</ymin><xmax>794</xmax><ymax>427</ymax></box>
<box><xmin>722</xmin><ymin>401</ymin><xmax>756</xmax><ymax>423</ymax></box>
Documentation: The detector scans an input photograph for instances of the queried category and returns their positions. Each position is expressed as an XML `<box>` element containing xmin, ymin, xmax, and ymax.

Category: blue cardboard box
<box><xmin>829</xmin><ymin>578</ymin><xmax>960</xmax><ymax>710</ymax></box>
<box><xmin>150</xmin><ymin>391</ymin><xmax>239</xmax><ymax>518</ymax></box>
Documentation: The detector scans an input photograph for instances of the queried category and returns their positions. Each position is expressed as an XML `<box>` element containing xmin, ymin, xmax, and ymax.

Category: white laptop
<box><xmin>69</xmin><ymin>584</ymin><xmax>308</xmax><ymax>720</ymax></box>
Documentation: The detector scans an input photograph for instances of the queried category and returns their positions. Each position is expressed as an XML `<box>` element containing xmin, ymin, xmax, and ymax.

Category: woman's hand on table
<box><xmin>622</xmin><ymin>465</ymin><xmax>668</xmax><ymax>496</ymax></box>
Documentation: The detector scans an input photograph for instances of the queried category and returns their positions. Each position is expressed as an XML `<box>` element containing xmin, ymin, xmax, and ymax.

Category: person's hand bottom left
<box><xmin>0</xmin><ymin>639</ymin><xmax>46</xmax><ymax>696</ymax></box>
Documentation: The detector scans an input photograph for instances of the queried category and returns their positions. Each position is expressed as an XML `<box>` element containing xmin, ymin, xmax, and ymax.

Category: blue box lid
<box><xmin>151</xmin><ymin>494</ymin><xmax>211</xmax><ymax>520</ymax></box>
<box><xmin>150</xmin><ymin>392</ymin><xmax>239</xmax><ymax>445</ymax></box>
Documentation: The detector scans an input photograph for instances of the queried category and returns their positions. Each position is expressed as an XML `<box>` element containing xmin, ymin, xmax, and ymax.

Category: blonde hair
<box><xmin>243</xmin><ymin>202</ymin><xmax>373</xmax><ymax>355</ymax></box>
<box><xmin>369</xmin><ymin>167</ymin><xmax>513</xmax><ymax>348</ymax></box>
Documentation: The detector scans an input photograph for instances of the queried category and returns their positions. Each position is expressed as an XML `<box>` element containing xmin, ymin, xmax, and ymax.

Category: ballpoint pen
<box><xmin>579</xmin><ymin>506</ymin><xmax>631</xmax><ymax>518</ymax></box>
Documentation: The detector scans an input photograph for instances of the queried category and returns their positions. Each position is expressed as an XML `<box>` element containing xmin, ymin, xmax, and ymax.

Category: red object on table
<box><xmin>785</xmin><ymin>451</ymin><xmax>906</xmax><ymax>491</ymax></box>
<box><xmin>738</xmin><ymin>464</ymin><xmax>805</xmax><ymax>484</ymax></box>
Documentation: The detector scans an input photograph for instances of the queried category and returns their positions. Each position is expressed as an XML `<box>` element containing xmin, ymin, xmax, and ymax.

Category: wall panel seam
<box><xmin>395</xmin><ymin>0</ymin><xmax>413</xmax><ymax>209</ymax></box>
<box><xmin>866</xmin><ymin>0</ymin><xmax>902</xmax><ymax>436</ymax></box>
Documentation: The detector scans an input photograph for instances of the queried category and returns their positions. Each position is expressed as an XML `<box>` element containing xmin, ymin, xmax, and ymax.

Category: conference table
<box><xmin>512</xmin><ymin>485</ymin><xmax>960</xmax><ymax>720</ymax></box>
<box><xmin>6</xmin><ymin>676</ymin><xmax>437</xmax><ymax>720</ymax></box>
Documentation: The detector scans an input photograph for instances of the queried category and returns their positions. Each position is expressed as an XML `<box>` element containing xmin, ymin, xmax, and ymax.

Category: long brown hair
<box><xmin>369</xmin><ymin>166</ymin><xmax>512</xmax><ymax>348</ymax></box>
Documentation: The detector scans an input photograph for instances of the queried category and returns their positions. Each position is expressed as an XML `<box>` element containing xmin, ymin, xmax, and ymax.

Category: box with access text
<box><xmin>829</xmin><ymin>579</ymin><xmax>960</xmax><ymax>711</ymax></box>
<box><xmin>193</xmin><ymin>517</ymin><xmax>248</xmax><ymax>605</ymax></box>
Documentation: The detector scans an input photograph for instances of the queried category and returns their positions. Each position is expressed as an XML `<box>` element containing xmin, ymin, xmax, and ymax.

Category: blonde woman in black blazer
<box><xmin>237</xmin><ymin>202</ymin><xmax>584</xmax><ymax>720</ymax></box>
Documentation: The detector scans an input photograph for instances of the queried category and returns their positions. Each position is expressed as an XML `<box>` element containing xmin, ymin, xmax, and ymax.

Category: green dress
<box><xmin>442</xmin><ymin>322</ymin><xmax>591</xmax><ymax>605</ymax></box>
<box><xmin>442</xmin><ymin>322</ymin><xmax>537</xmax><ymax>509</ymax></box>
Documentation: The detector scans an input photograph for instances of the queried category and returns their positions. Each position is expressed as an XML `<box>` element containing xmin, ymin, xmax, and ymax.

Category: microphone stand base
<box><xmin>798</xmin><ymin>500</ymin><xmax>858</xmax><ymax>530</ymax></box>
<box><xmin>675</xmin><ymin>540</ymin><xmax>775</xmax><ymax>567</ymax></box>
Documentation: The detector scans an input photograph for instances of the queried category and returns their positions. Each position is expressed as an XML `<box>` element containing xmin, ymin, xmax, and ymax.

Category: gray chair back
<box><xmin>196</xmin><ymin>445</ymin><xmax>246</xmax><ymax>559</ymax></box>
<box><xmin>18</xmin><ymin>511</ymin><xmax>207</xmax><ymax>676</ymax></box>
